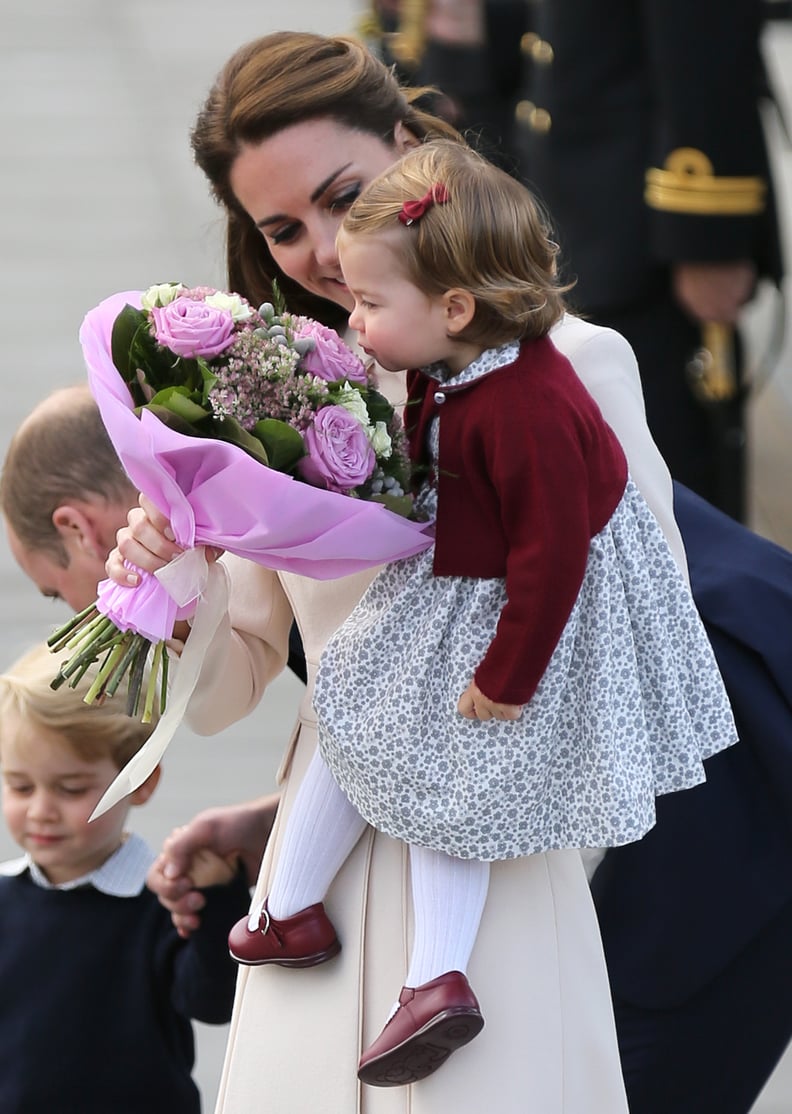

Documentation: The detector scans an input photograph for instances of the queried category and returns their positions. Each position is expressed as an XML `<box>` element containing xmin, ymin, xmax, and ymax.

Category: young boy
<box><xmin>0</xmin><ymin>642</ymin><xmax>250</xmax><ymax>1114</ymax></box>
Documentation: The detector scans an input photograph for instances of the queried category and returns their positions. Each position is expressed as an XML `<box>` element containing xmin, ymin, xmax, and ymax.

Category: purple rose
<box><xmin>151</xmin><ymin>297</ymin><xmax>236</xmax><ymax>359</ymax></box>
<box><xmin>293</xmin><ymin>318</ymin><xmax>367</xmax><ymax>384</ymax></box>
<box><xmin>298</xmin><ymin>405</ymin><xmax>376</xmax><ymax>493</ymax></box>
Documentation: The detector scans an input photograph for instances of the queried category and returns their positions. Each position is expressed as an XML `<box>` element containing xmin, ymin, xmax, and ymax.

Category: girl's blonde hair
<box><xmin>0</xmin><ymin>643</ymin><xmax>156</xmax><ymax>771</ymax></box>
<box><xmin>340</xmin><ymin>139</ymin><xmax>570</xmax><ymax>346</ymax></box>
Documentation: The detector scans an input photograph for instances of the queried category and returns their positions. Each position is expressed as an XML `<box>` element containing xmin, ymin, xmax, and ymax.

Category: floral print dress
<box><xmin>313</xmin><ymin>342</ymin><xmax>737</xmax><ymax>861</ymax></box>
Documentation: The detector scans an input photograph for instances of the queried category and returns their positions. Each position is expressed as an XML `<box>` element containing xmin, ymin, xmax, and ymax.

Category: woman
<box><xmin>110</xmin><ymin>31</ymin><xmax>698</xmax><ymax>1113</ymax></box>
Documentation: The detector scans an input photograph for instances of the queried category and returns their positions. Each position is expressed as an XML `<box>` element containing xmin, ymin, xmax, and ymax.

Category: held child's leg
<box><xmin>268</xmin><ymin>747</ymin><xmax>368</xmax><ymax>918</ymax></box>
<box><xmin>358</xmin><ymin>847</ymin><xmax>488</xmax><ymax>1088</ymax></box>
<box><xmin>228</xmin><ymin>748</ymin><xmax>366</xmax><ymax>967</ymax></box>
<box><xmin>406</xmin><ymin>845</ymin><xmax>490</xmax><ymax>988</ymax></box>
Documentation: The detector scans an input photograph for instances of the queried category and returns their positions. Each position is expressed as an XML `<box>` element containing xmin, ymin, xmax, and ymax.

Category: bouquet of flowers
<box><xmin>48</xmin><ymin>283</ymin><xmax>434</xmax><ymax>815</ymax></box>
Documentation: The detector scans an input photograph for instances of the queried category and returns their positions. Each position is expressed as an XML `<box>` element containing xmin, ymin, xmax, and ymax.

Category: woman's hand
<box><xmin>458</xmin><ymin>681</ymin><xmax>523</xmax><ymax>721</ymax></box>
<box><xmin>146</xmin><ymin>795</ymin><xmax>281</xmax><ymax>937</ymax></box>
<box><xmin>106</xmin><ymin>494</ymin><xmax>185</xmax><ymax>587</ymax></box>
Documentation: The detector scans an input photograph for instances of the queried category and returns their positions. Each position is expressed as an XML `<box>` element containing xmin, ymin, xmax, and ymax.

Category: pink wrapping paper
<box><xmin>81</xmin><ymin>292</ymin><xmax>434</xmax><ymax>641</ymax></box>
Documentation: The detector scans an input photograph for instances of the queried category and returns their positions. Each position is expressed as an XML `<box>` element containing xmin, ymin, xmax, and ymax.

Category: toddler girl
<box><xmin>227</xmin><ymin>140</ymin><xmax>737</xmax><ymax>1088</ymax></box>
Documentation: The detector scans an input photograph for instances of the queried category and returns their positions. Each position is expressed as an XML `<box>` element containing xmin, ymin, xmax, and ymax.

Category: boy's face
<box><xmin>1</xmin><ymin>714</ymin><xmax>131</xmax><ymax>885</ymax></box>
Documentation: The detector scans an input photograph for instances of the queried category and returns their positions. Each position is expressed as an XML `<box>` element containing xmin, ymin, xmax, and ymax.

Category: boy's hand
<box><xmin>458</xmin><ymin>681</ymin><xmax>523</xmax><ymax>721</ymax></box>
<box><xmin>187</xmin><ymin>848</ymin><xmax>238</xmax><ymax>889</ymax></box>
<box><xmin>147</xmin><ymin>795</ymin><xmax>280</xmax><ymax>938</ymax></box>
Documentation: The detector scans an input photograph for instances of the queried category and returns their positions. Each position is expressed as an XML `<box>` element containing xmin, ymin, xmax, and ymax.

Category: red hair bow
<box><xmin>398</xmin><ymin>183</ymin><xmax>449</xmax><ymax>226</ymax></box>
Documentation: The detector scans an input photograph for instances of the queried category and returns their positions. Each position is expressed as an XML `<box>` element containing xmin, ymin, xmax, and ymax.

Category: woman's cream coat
<box><xmin>186</xmin><ymin>317</ymin><xmax>683</xmax><ymax>1113</ymax></box>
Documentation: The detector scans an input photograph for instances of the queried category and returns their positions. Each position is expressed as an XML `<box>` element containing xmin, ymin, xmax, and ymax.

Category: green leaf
<box><xmin>111</xmin><ymin>306</ymin><xmax>152</xmax><ymax>404</ymax></box>
<box><xmin>369</xmin><ymin>492</ymin><xmax>415</xmax><ymax>518</ymax></box>
<box><xmin>198</xmin><ymin>359</ymin><xmax>218</xmax><ymax>403</ymax></box>
<box><xmin>362</xmin><ymin>388</ymin><xmax>394</xmax><ymax>425</ymax></box>
<box><xmin>143</xmin><ymin>403</ymin><xmax>203</xmax><ymax>438</ymax></box>
<box><xmin>271</xmin><ymin>279</ymin><xmax>286</xmax><ymax>317</ymax></box>
<box><xmin>111</xmin><ymin>305</ymin><xmax>147</xmax><ymax>379</ymax></box>
<box><xmin>148</xmin><ymin>386</ymin><xmax>210</xmax><ymax>424</ymax></box>
<box><xmin>213</xmin><ymin>416</ymin><xmax>272</xmax><ymax>466</ymax></box>
<box><xmin>252</xmin><ymin>418</ymin><xmax>306</xmax><ymax>472</ymax></box>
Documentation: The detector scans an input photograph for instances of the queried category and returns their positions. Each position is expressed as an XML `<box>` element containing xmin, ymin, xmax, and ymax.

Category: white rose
<box><xmin>368</xmin><ymin>420</ymin><xmax>393</xmax><ymax>458</ymax></box>
<box><xmin>204</xmin><ymin>291</ymin><xmax>253</xmax><ymax>321</ymax></box>
<box><xmin>141</xmin><ymin>283</ymin><xmax>185</xmax><ymax>311</ymax></box>
<box><xmin>335</xmin><ymin>383</ymin><xmax>371</xmax><ymax>427</ymax></box>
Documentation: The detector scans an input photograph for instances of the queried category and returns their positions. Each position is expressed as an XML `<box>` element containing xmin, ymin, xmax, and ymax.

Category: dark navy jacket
<box><xmin>592</xmin><ymin>482</ymin><xmax>792</xmax><ymax>1007</ymax></box>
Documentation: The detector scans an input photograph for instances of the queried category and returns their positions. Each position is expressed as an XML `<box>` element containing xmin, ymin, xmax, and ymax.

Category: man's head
<box><xmin>0</xmin><ymin>386</ymin><xmax>137</xmax><ymax>610</ymax></box>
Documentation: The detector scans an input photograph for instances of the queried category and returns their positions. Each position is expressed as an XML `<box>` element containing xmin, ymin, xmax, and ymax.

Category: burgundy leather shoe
<box><xmin>358</xmin><ymin>970</ymin><xmax>484</xmax><ymax>1087</ymax></box>
<box><xmin>228</xmin><ymin>900</ymin><xmax>341</xmax><ymax>967</ymax></box>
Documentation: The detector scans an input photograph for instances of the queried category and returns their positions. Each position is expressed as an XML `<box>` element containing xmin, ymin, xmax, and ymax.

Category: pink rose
<box><xmin>298</xmin><ymin>405</ymin><xmax>376</xmax><ymax>493</ymax></box>
<box><xmin>293</xmin><ymin>318</ymin><xmax>367</xmax><ymax>384</ymax></box>
<box><xmin>151</xmin><ymin>297</ymin><xmax>236</xmax><ymax>359</ymax></box>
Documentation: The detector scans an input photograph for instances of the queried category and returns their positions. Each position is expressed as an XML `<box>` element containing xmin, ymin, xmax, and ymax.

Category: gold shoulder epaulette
<box><xmin>387</xmin><ymin>0</ymin><xmax>428</xmax><ymax>67</ymax></box>
<box><xmin>645</xmin><ymin>148</ymin><xmax>766</xmax><ymax>215</ymax></box>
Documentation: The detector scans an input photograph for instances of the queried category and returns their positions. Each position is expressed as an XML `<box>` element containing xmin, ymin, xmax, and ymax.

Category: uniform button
<box><xmin>515</xmin><ymin>101</ymin><xmax>552</xmax><ymax>133</ymax></box>
<box><xmin>515</xmin><ymin>99</ymin><xmax>536</xmax><ymax>124</ymax></box>
<box><xmin>434</xmin><ymin>391</ymin><xmax>446</xmax><ymax>404</ymax></box>
<box><xmin>532</xmin><ymin>39</ymin><xmax>554</xmax><ymax>64</ymax></box>
<box><xmin>520</xmin><ymin>33</ymin><xmax>554</xmax><ymax>63</ymax></box>
<box><xmin>530</xmin><ymin>107</ymin><xmax>552</xmax><ymax>132</ymax></box>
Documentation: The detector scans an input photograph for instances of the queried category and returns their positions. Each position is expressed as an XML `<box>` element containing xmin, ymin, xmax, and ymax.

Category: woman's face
<box><xmin>230</xmin><ymin>118</ymin><xmax>415</xmax><ymax>313</ymax></box>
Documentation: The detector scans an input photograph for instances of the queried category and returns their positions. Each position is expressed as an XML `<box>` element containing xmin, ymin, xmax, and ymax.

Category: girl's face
<box><xmin>230</xmin><ymin>119</ymin><xmax>415</xmax><ymax>313</ymax></box>
<box><xmin>341</xmin><ymin>231</ymin><xmax>479</xmax><ymax>375</ymax></box>
<box><xmin>1</xmin><ymin>715</ymin><xmax>132</xmax><ymax>885</ymax></box>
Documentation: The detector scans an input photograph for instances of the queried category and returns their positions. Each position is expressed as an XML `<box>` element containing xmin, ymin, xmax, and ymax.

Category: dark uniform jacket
<box><xmin>505</xmin><ymin>0</ymin><xmax>783</xmax><ymax>310</ymax></box>
<box><xmin>592</xmin><ymin>482</ymin><xmax>792</xmax><ymax>1006</ymax></box>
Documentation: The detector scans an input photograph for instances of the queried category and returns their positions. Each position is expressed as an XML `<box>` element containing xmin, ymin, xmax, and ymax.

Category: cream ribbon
<box><xmin>90</xmin><ymin>554</ymin><xmax>231</xmax><ymax>819</ymax></box>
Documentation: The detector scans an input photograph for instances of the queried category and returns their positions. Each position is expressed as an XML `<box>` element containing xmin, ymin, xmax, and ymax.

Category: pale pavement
<box><xmin>1</xmin><ymin>5</ymin><xmax>791</xmax><ymax>1111</ymax></box>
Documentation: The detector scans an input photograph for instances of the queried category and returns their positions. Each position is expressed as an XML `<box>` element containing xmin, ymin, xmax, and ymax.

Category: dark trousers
<box><xmin>587</xmin><ymin>290</ymin><xmax>747</xmax><ymax>522</ymax></box>
<box><xmin>614</xmin><ymin>895</ymin><xmax>792</xmax><ymax>1113</ymax></box>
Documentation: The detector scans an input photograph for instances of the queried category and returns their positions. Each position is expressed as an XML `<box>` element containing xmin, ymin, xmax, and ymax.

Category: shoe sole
<box><xmin>358</xmin><ymin>1007</ymin><xmax>484</xmax><ymax>1087</ymax></box>
<box><xmin>229</xmin><ymin>938</ymin><xmax>341</xmax><ymax>968</ymax></box>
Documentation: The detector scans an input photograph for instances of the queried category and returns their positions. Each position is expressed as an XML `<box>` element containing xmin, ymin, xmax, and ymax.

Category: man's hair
<box><xmin>0</xmin><ymin>642</ymin><xmax>156</xmax><ymax>770</ymax></box>
<box><xmin>0</xmin><ymin>386</ymin><xmax>136</xmax><ymax>565</ymax></box>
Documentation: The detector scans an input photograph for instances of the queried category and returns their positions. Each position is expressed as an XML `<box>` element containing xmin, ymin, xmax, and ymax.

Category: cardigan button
<box><xmin>434</xmin><ymin>391</ymin><xmax>447</xmax><ymax>404</ymax></box>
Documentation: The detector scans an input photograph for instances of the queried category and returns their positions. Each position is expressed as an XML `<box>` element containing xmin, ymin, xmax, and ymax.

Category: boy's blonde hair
<box><xmin>340</xmin><ymin>139</ymin><xmax>570</xmax><ymax>347</ymax></box>
<box><xmin>0</xmin><ymin>642</ymin><xmax>156</xmax><ymax>771</ymax></box>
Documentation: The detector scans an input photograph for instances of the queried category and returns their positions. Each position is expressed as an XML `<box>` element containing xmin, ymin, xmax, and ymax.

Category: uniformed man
<box><xmin>511</xmin><ymin>0</ymin><xmax>784</xmax><ymax>522</ymax></box>
<box><xmin>363</xmin><ymin>0</ymin><xmax>786</xmax><ymax>522</ymax></box>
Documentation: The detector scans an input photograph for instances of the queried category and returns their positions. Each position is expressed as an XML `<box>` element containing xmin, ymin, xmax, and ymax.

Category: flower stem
<box><xmin>160</xmin><ymin>646</ymin><xmax>170</xmax><ymax>714</ymax></box>
<box><xmin>142</xmin><ymin>641</ymin><xmax>164</xmax><ymax>724</ymax></box>
<box><xmin>47</xmin><ymin>602</ymin><xmax>99</xmax><ymax>650</ymax></box>
<box><xmin>102</xmin><ymin>634</ymin><xmax>144</xmax><ymax>702</ymax></box>
<box><xmin>63</xmin><ymin>613</ymin><xmax>115</xmax><ymax>655</ymax></box>
<box><xmin>84</xmin><ymin>638</ymin><xmax>130</xmax><ymax>705</ymax></box>
<box><xmin>52</xmin><ymin>626</ymin><xmax>124</xmax><ymax>688</ymax></box>
<box><xmin>126</xmin><ymin>638</ymin><xmax>152</xmax><ymax>718</ymax></box>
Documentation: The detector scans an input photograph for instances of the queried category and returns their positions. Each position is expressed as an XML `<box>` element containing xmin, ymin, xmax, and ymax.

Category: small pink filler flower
<box><xmin>152</xmin><ymin>297</ymin><xmax>236</xmax><ymax>359</ymax></box>
<box><xmin>298</xmin><ymin>405</ymin><xmax>376</xmax><ymax>493</ymax></box>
